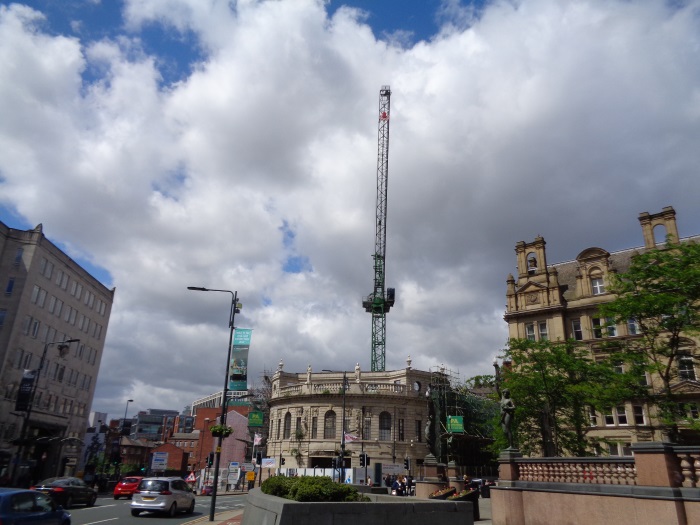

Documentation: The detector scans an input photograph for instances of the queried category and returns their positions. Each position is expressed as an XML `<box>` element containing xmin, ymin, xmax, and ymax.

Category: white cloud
<box><xmin>2</xmin><ymin>0</ymin><xmax>700</xmax><ymax>418</ymax></box>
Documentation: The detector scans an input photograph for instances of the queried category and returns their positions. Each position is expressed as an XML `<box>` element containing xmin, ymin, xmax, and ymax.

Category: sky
<box><xmin>2</xmin><ymin>0</ymin><xmax>700</xmax><ymax>422</ymax></box>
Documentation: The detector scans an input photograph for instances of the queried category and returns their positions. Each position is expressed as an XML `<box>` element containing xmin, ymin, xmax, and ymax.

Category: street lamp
<box><xmin>11</xmin><ymin>338</ymin><xmax>79</xmax><ymax>486</ymax></box>
<box><xmin>323</xmin><ymin>370</ymin><xmax>348</xmax><ymax>483</ymax></box>
<box><xmin>187</xmin><ymin>286</ymin><xmax>241</xmax><ymax>521</ymax></box>
<box><xmin>122</xmin><ymin>399</ymin><xmax>134</xmax><ymax>431</ymax></box>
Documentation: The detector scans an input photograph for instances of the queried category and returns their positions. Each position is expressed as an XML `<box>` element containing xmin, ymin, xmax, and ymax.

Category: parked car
<box><xmin>0</xmin><ymin>488</ymin><xmax>71</xmax><ymax>525</ymax></box>
<box><xmin>113</xmin><ymin>476</ymin><xmax>143</xmax><ymax>500</ymax></box>
<box><xmin>31</xmin><ymin>477</ymin><xmax>97</xmax><ymax>509</ymax></box>
<box><xmin>130</xmin><ymin>477</ymin><xmax>195</xmax><ymax>517</ymax></box>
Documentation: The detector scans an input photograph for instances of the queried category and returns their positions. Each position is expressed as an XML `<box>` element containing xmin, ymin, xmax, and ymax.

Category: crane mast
<box><xmin>363</xmin><ymin>86</ymin><xmax>395</xmax><ymax>372</ymax></box>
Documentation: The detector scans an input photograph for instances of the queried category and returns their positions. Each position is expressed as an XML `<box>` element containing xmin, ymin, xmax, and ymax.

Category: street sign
<box><xmin>151</xmin><ymin>451</ymin><xmax>168</xmax><ymax>471</ymax></box>
<box><xmin>186</xmin><ymin>472</ymin><xmax>196</xmax><ymax>482</ymax></box>
<box><xmin>241</xmin><ymin>463</ymin><xmax>255</xmax><ymax>471</ymax></box>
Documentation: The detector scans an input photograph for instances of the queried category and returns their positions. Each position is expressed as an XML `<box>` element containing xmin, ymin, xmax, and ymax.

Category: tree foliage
<box><xmin>501</xmin><ymin>338</ymin><xmax>644</xmax><ymax>457</ymax></box>
<box><xmin>598</xmin><ymin>239</ymin><xmax>700</xmax><ymax>442</ymax></box>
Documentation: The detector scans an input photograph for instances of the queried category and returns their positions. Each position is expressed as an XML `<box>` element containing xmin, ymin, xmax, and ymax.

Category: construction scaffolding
<box><xmin>426</xmin><ymin>365</ymin><xmax>498</xmax><ymax>468</ymax></box>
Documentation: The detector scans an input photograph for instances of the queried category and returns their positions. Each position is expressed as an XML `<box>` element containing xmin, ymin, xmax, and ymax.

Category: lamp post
<box><xmin>323</xmin><ymin>370</ymin><xmax>348</xmax><ymax>483</ymax></box>
<box><xmin>187</xmin><ymin>286</ymin><xmax>240</xmax><ymax>521</ymax></box>
<box><xmin>198</xmin><ymin>417</ymin><xmax>210</xmax><ymax>492</ymax></box>
<box><xmin>11</xmin><ymin>338</ymin><xmax>79</xmax><ymax>486</ymax></box>
<box><xmin>118</xmin><ymin>399</ymin><xmax>133</xmax><ymax>477</ymax></box>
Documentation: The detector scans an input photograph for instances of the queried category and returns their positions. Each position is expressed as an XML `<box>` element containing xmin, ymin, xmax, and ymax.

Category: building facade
<box><xmin>505</xmin><ymin>206</ymin><xmax>700</xmax><ymax>453</ymax></box>
<box><xmin>266</xmin><ymin>361</ymin><xmax>432</xmax><ymax>475</ymax></box>
<box><xmin>0</xmin><ymin>222</ymin><xmax>114</xmax><ymax>482</ymax></box>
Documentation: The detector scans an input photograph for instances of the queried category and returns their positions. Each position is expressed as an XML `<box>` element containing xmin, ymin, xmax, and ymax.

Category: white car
<box><xmin>130</xmin><ymin>477</ymin><xmax>195</xmax><ymax>517</ymax></box>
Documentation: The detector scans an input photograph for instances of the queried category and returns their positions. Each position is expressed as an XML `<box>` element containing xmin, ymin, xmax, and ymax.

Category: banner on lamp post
<box><xmin>229</xmin><ymin>329</ymin><xmax>252</xmax><ymax>391</ymax></box>
<box><xmin>15</xmin><ymin>369</ymin><xmax>36</xmax><ymax>412</ymax></box>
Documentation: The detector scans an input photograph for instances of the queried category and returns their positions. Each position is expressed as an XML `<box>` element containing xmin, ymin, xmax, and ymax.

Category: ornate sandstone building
<box><xmin>505</xmin><ymin>206</ymin><xmax>700</xmax><ymax>452</ymax></box>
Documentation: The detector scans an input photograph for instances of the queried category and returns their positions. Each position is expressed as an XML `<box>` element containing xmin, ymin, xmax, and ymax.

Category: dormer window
<box><xmin>591</xmin><ymin>277</ymin><xmax>605</xmax><ymax>295</ymax></box>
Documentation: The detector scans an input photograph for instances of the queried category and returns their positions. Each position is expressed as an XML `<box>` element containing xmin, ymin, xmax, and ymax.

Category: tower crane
<box><xmin>362</xmin><ymin>86</ymin><xmax>395</xmax><ymax>372</ymax></box>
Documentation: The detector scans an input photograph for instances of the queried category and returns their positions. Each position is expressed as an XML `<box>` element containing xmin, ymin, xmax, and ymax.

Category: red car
<box><xmin>113</xmin><ymin>476</ymin><xmax>144</xmax><ymax>500</ymax></box>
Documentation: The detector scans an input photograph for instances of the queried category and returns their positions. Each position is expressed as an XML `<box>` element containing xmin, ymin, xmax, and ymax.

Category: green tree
<box><xmin>501</xmin><ymin>339</ymin><xmax>643</xmax><ymax>457</ymax></box>
<box><xmin>598</xmin><ymin>239</ymin><xmax>700</xmax><ymax>443</ymax></box>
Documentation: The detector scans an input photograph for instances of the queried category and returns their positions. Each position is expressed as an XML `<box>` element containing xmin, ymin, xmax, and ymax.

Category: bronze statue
<box><xmin>500</xmin><ymin>388</ymin><xmax>515</xmax><ymax>449</ymax></box>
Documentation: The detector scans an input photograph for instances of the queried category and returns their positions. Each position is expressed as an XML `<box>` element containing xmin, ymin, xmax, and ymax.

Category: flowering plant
<box><xmin>209</xmin><ymin>425</ymin><xmax>233</xmax><ymax>437</ymax></box>
<box><xmin>428</xmin><ymin>486</ymin><xmax>456</xmax><ymax>500</ymax></box>
<box><xmin>447</xmin><ymin>488</ymin><xmax>477</xmax><ymax>500</ymax></box>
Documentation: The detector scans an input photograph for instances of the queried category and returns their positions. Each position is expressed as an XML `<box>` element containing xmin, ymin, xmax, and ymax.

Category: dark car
<box><xmin>31</xmin><ymin>477</ymin><xmax>97</xmax><ymax>509</ymax></box>
<box><xmin>113</xmin><ymin>476</ymin><xmax>143</xmax><ymax>500</ymax></box>
<box><xmin>0</xmin><ymin>487</ymin><xmax>71</xmax><ymax>525</ymax></box>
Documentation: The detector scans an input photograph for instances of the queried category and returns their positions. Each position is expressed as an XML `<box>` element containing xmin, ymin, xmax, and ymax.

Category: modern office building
<box><xmin>0</xmin><ymin>222</ymin><xmax>114</xmax><ymax>482</ymax></box>
<box><xmin>505</xmin><ymin>206</ymin><xmax>700</xmax><ymax>452</ymax></box>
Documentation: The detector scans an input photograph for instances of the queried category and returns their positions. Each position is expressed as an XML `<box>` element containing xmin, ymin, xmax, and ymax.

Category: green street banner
<box><xmin>447</xmin><ymin>415</ymin><xmax>464</xmax><ymax>433</ymax></box>
<box><xmin>248</xmin><ymin>411</ymin><xmax>264</xmax><ymax>427</ymax></box>
<box><xmin>229</xmin><ymin>328</ymin><xmax>252</xmax><ymax>391</ymax></box>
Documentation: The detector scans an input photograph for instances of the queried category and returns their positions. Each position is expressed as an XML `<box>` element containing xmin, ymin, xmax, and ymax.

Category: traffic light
<box><xmin>404</xmin><ymin>457</ymin><xmax>410</xmax><ymax>470</ymax></box>
<box><xmin>280</xmin><ymin>457</ymin><xmax>285</xmax><ymax>465</ymax></box>
<box><xmin>360</xmin><ymin>453</ymin><xmax>369</xmax><ymax>467</ymax></box>
<box><xmin>207</xmin><ymin>452</ymin><xmax>214</xmax><ymax>467</ymax></box>
<box><xmin>256</xmin><ymin>451</ymin><xmax>262</xmax><ymax>465</ymax></box>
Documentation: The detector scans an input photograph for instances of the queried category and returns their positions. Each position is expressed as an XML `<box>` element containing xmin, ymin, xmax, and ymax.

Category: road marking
<box><xmin>72</xmin><ymin>505</ymin><xmax>117</xmax><ymax>511</ymax></box>
<box><xmin>81</xmin><ymin>519</ymin><xmax>119</xmax><ymax>525</ymax></box>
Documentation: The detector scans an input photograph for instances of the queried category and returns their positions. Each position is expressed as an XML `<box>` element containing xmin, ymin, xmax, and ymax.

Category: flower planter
<box><xmin>428</xmin><ymin>487</ymin><xmax>456</xmax><ymax>500</ymax></box>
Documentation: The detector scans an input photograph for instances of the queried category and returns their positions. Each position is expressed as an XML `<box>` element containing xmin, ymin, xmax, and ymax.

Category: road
<box><xmin>69</xmin><ymin>494</ymin><xmax>247</xmax><ymax>525</ymax></box>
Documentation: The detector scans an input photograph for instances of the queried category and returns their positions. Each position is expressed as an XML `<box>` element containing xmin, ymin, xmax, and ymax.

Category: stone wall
<box><xmin>242</xmin><ymin>487</ymin><xmax>474</xmax><ymax>525</ymax></box>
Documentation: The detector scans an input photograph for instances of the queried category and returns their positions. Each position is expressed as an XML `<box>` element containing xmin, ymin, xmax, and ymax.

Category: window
<box><xmin>364</xmin><ymin>416</ymin><xmax>372</xmax><ymax>440</ymax></box>
<box><xmin>275</xmin><ymin>419</ymin><xmax>280</xmax><ymax>440</ymax></box>
<box><xmin>591</xmin><ymin>277</ymin><xmax>605</xmax><ymax>295</ymax></box>
<box><xmin>525</xmin><ymin>323</ymin><xmax>536</xmax><ymax>341</ymax></box>
<box><xmin>594</xmin><ymin>317</ymin><xmax>617</xmax><ymax>337</ymax></box>
<box><xmin>633</xmin><ymin>405</ymin><xmax>645</xmax><ymax>425</ymax></box>
<box><xmin>0</xmin><ymin>309</ymin><xmax>6</xmax><ymax>328</ymax></box>
<box><xmin>415</xmin><ymin>420</ymin><xmax>422</xmax><ymax>442</ymax></box>
<box><xmin>588</xmin><ymin>407</ymin><xmax>598</xmax><ymax>427</ymax></box>
<box><xmin>616</xmin><ymin>406</ymin><xmax>628</xmax><ymax>425</ymax></box>
<box><xmin>613</xmin><ymin>361</ymin><xmax>624</xmax><ymax>375</ymax></box>
<box><xmin>679</xmin><ymin>355</ymin><xmax>696</xmax><ymax>381</ymax></box>
<box><xmin>31</xmin><ymin>319</ymin><xmax>40</xmax><ymax>338</ymax></box>
<box><xmin>605</xmin><ymin>318</ymin><xmax>617</xmax><ymax>337</ymax></box>
<box><xmin>538</xmin><ymin>321</ymin><xmax>548</xmax><ymax>341</ymax></box>
<box><xmin>296</xmin><ymin>416</ymin><xmax>302</xmax><ymax>437</ymax></box>
<box><xmin>5</xmin><ymin>278</ymin><xmax>14</xmax><ymax>295</ymax></box>
<box><xmin>572</xmin><ymin>319</ymin><xmax>583</xmax><ymax>341</ymax></box>
<box><xmin>627</xmin><ymin>318</ymin><xmax>639</xmax><ymax>336</ymax></box>
<box><xmin>324</xmin><ymin>411</ymin><xmax>336</xmax><ymax>439</ymax></box>
<box><xmin>398</xmin><ymin>419</ymin><xmax>405</xmax><ymax>441</ymax></box>
<box><xmin>604</xmin><ymin>408</ymin><xmax>615</xmax><ymax>426</ymax></box>
<box><xmin>604</xmin><ymin>406</ymin><xmax>627</xmax><ymax>426</ymax></box>
<box><xmin>13</xmin><ymin>247</ymin><xmax>23</xmax><ymax>266</ymax></box>
<box><xmin>311</xmin><ymin>416</ymin><xmax>318</xmax><ymax>439</ymax></box>
<box><xmin>608</xmin><ymin>443</ymin><xmax>632</xmax><ymax>456</ymax></box>
<box><xmin>592</xmin><ymin>318</ymin><xmax>603</xmax><ymax>339</ymax></box>
<box><xmin>378</xmin><ymin>411</ymin><xmax>392</xmax><ymax>441</ymax></box>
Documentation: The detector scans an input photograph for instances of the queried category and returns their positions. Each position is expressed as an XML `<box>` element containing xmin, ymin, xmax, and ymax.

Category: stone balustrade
<box><xmin>274</xmin><ymin>381</ymin><xmax>408</xmax><ymax>398</ymax></box>
<box><xmin>676</xmin><ymin>447</ymin><xmax>700</xmax><ymax>488</ymax></box>
<box><xmin>517</xmin><ymin>458</ymin><xmax>637</xmax><ymax>485</ymax></box>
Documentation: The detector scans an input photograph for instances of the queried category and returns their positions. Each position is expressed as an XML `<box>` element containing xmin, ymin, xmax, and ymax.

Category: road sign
<box><xmin>186</xmin><ymin>472</ymin><xmax>196</xmax><ymax>482</ymax></box>
<box><xmin>151</xmin><ymin>452</ymin><xmax>168</xmax><ymax>471</ymax></box>
<box><xmin>241</xmin><ymin>463</ymin><xmax>255</xmax><ymax>471</ymax></box>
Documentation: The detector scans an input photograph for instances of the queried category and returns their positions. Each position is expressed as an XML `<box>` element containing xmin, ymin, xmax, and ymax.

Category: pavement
<box><xmin>189</xmin><ymin>491</ymin><xmax>493</xmax><ymax>525</ymax></box>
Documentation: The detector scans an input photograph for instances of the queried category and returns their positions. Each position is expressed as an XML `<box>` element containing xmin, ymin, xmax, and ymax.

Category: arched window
<box><xmin>283</xmin><ymin>412</ymin><xmax>292</xmax><ymax>439</ymax></box>
<box><xmin>379</xmin><ymin>411</ymin><xmax>392</xmax><ymax>441</ymax></box>
<box><xmin>324</xmin><ymin>410</ymin><xmax>336</xmax><ymax>439</ymax></box>
<box><xmin>527</xmin><ymin>252</ymin><xmax>538</xmax><ymax>275</ymax></box>
<box><xmin>589</xmin><ymin>267</ymin><xmax>605</xmax><ymax>295</ymax></box>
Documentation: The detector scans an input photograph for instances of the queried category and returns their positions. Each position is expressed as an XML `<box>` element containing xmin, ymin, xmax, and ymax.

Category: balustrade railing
<box><xmin>517</xmin><ymin>458</ymin><xmax>637</xmax><ymax>485</ymax></box>
<box><xmin>675</xmin><ymin>447</ymin><xmax>700</xmax><ymax>488</ymax></box>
